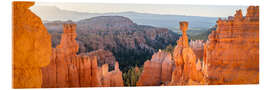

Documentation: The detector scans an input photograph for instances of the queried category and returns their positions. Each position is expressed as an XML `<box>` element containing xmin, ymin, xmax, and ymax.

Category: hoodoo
<box><xmin>204</xmin><ymin>6</ymin><xmax>259</xmax><ymax>84</ymax></box>
<box><xmin>169</xmin><ymin>22</ymin><xmax>207</xmax><ymax>85</ymax></box>
<box><xmin>42</xmin><ymin>23</ymin><xmax>124</xmax><ymax>87</ymax></box>
<box><xmin>42</xmin><ymin>23</ymin><xmax>100</xmax><ymax>87</ymax></box>
<box><xmin>13</xmin><ymin>1</ymin><xmax>52</xmax><ymax>88</ymax></box>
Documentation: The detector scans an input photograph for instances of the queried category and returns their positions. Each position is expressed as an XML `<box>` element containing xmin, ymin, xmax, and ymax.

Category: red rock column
<box><xmin>78</xmin><ymin>56</ymin><xmax>92</xmax><ymax>87</ymax></box>
<box><xmin>42</xmin><ymin>23</ymin><xmax>79</xmax><ymax>88</ymax></box>
<box><xmin>13</xmin><ymin>1</ymin><xmax>52</xmax><ymax>88</ymax></box>
<box><xmin>57</xmin><ymin>24</ymin><xmax>79</xmax><ymax>56</ymax></box>
<box><xmin>55</xmin><ymin>24</ymin><xmax>78</xmax><ymax>87</ymax></box>
<box><xmin>67</xmin><ymin>64</ymin><xmax>79</xmax><ymax>87</ymax></box>
<box><xmin>90</xmin><ymin>56</ymin><xmax>102</xmax><ymax>87</ymax></box>
<box><xmin>169</xmin><ymin>21</ymin><xmax>207</xmax><ymax>85</ymax></box>
<box><xmin>180</xmin><ymin>22</ymin><xmax>189</xmax><ymax>48</ymax></box>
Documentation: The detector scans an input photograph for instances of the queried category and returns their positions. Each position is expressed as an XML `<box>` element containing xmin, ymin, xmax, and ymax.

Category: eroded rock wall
<box><xmin>136</xmin><ymin>50</ymin><xmax>173</xmax><ymax>86</ymax></box>
<box><xmin>12</xmin><ymin>1</ymin><xmax>52</xmax><ymax>88</ymax></box>
<box><xmin>204</xmin><ymin>6</ymin><xmax>259</xmax><ymax>84</ymax></box>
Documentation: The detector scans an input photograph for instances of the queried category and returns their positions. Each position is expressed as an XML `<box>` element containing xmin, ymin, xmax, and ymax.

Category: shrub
<box><xmin>122</xmin><ymin>66</ymin><xmax>143</xmax><ymax>86</ymax></box>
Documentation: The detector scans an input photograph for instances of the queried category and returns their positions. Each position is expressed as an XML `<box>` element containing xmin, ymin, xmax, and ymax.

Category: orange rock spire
<box><xmin>42</xmin><ymin>24</ymin><xmax>102</xmax><ymax>88</ymax></box>
<box><xmin>57</xmin><ymin>24</ymin><xmax>79</xmax><ymax>56</ymax></box>
<box><xmin>169</xmin><ymin>21</ymin><xmax>207</xmax><ymax>85</ymax></box>
<box><xmin>180</xmin><ymin>21</ymin><xmax>189</xmax><ymax>48</ymax></box>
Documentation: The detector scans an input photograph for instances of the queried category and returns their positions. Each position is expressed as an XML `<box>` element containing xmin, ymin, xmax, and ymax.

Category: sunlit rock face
<box><xmin>136</xmin><ymin>50</ymin><xmax>173</xmax><ymax>86</ymax></box>
<box><xmin>204</xmin><ymin>6</ymin><xmax>259</xmax><ymax>84</ymax></box>
<box><xmin>13</xmin><ymin>1</ymin><xmax>52</xmax><ymax>88</ymax></box>
<box><xmin>169</xmin><ymin>22</ymin><xmax>207</xmax><ymax>85</ymax></box>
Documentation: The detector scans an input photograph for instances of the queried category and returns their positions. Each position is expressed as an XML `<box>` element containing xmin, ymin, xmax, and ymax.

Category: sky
<box><xmin>33</xmin><ymin>2</ymin><xmax>249</xmax><ymax>17</ymax></box>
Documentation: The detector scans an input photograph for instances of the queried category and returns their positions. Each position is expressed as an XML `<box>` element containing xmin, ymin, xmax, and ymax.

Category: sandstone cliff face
<box><xmin>13</xmin><ymin>1</ymin><xmax>52</xmax><ymax>88</ymax></box>
<box><xmin>169</xmin><ymin>22</ymin><xmax>207</xmax><ymax>85</ymax></box>
<box><xmin>42</xmin><ymin>23</ymin><xmax>124</xmax><ymax>88</ymax></box>
<box><xmin>204</xmin><ymin>6</ymin><xmax>259</xmax><ymax>84</ymax></box>
<box><xmin>137</xmin><ymin>50</ymin><xmax>173</xmax><ymax>86</ymax></box>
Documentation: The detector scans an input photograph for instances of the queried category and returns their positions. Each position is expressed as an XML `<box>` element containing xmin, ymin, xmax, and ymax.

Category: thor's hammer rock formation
<box><xmin>169</xmin><ymin>22</ymin><xmax>207</xmax><ymax>85</ymax></box>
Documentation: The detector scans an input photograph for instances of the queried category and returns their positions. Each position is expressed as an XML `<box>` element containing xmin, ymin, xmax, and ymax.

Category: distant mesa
<box><xmin>77</xmin><ymin>16</ymin><xmax>136</xmax><ymax>31</ymax></box>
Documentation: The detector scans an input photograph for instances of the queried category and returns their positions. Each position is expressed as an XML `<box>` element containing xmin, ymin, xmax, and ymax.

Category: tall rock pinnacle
<box><xmin>169</xmin><ymin>21</ymin><xmax>207</xmax><ymax>85</ymax></box>
<box><xmin>180</xmin><ymin>21</ymin><xmax>189</xmax><ymax>48</ymax></box>
<box><xmin>57</xmin><ymin>24</ymin><xmax>79</xmax><ymax>56</ymax></box>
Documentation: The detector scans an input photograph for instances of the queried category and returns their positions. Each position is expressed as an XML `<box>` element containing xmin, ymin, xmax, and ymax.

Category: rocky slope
<box><xmin>12</xmin><ymin>1</ymin><xmax>52</xmax><ymax>88</ymax></box>
<box><xmin>45</xmin><ymin>16</ymin><xmax>179</xmax><ymax>72</ymax></box>
<box><xmin>204</xmin><ymin>6</ymin><xmax>259</xmax><ymax>84</ymax></box>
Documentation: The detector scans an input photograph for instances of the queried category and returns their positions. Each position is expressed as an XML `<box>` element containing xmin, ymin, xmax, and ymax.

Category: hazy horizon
<box><xmin>32</xmin><ymin>2</ymin><xmax>249</xmax><ymax>18</ymax></box>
